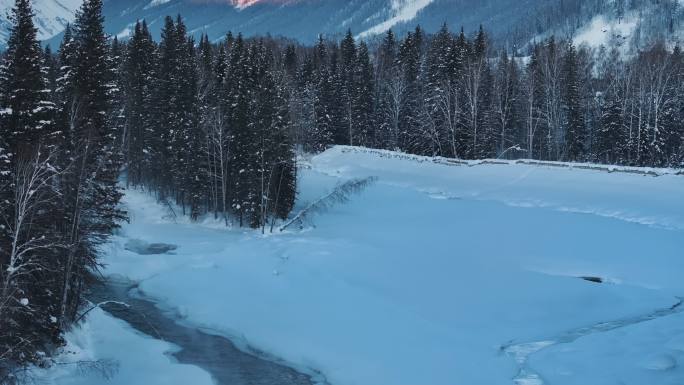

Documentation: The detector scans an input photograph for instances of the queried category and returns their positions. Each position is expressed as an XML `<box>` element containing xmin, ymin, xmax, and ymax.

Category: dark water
<box><xmin>87</xmin><ymin>277</ymin><xmax>317</xmax><ymax>385</ymax></box>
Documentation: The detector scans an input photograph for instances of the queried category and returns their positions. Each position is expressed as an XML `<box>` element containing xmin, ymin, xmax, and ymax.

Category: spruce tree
<box><xmin>56</xmin><ymin>24</ymin><xmax>77</xmax><ymax>140</ymax></box>
<box><xmin>597</xmin><ymin>91</ymin><xmax>625</xmax><ymax>164</ymax></box>
<box><xmin>398</xmin><ymin>30</ymin><xmax>424</xmax><ymax>153</ymax></box>
<box><xmin>0</xmin><ymin>0</ymin><xmax>62</xmax><ymax>368</ymax></box>
<box><xmin>660</xmin><ymin>45</ymin><xmax>682</xmax><ymax>167</ymax></box>
<box><xmin>674</xmin><ymin>46</ymin><xmax>684</xmax><ymax>166</ymax></box>
<box><xmin>378</xmin><ymin>29</ymin><xmax>397</xmax><ymax>80</ymax></box>
<box><xmin>228</xmin><ymin>34</ymin><xmax>254</xmax><ymax>226</ymax></box>
<box><xmin>283</xmin><ymin>44</ymin><xmax>298</xmax><ymax>79</ymax></box>
<box><xmin>562</xmin><ymin>43</ymin><xmax>586</xmax><ymax>162</ymax></box>
<box><xmin>108</xmin><ymin>36</ymin><xmax>126</xmax><ymax>163</ymax></box>
<box><xmin>425</xmin><ymin>23</ymin><xmax>457</xmax><ymax>157</ymax></box>
<box><xmin>476</xmin><ymin>62</ymin><xmax>496</xmax><ymax>158</ymax></box>
<box><xmin>327</xmin><ymin>50</ymin><xmax>347</xmax><ymax>146</ymax></box>
<box><xmin>353</xmin><ymin>42</ymin><xmax>376</xmax><ymax>147</ymax></box>
<box><xmin>493</xmin><ymin>50</ymin><xmax>521</xmax><ymax>157</ymax></box>
<box><xmin>59</xmin><ymin>0</ymin><xmax>125</xmax><ymax>326</ymax></box>
<box><xmin>170</xmin><ymin>16</ymin><xmax>191</xmax><ymax>202</ymax></box>
<box><xmin>42</xmin><ymin>46</ymin><xmax>59</xmax><ymax>104</ymax></box>
<box><xmin>339</xmin><ymin>30</ymin><xmax>357</xmax><ymax>145</ymax></box>
<box><xmin>376</xmin><ymin>29</ymin><xmax>398</xmax><ymax>149</ymax></box>
<box><xmin>312</xmin><ymin>37</ymin><xmax>335</xmax><ymax>151</ymax></box>
<box><xmin>179</xmin><ymin>36</ymin><xmax>204</xmax><ymax>219</ymax></box>
<box><xmin>151</xmin><ymin>16</ymin><xmax>179</xmax><ymax>195</ymax></box>
<box><xmin>123</xmin><ymin>20</ymin><xmax>156</xmax><ymax>185</ymax></box>
<box><xmin>0</xmin><ymin>0</ymin><xmax>47</xmax><ymax>147</ymax></box>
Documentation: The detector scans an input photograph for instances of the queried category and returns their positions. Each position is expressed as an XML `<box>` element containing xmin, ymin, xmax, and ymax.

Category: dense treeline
<box><xmin>295</xmin><ymin>26</ymin><xmax>683</xmax><ymax>166</ymax></box>
<box><xmin>131</xmin><ymin>20</ymin><xmax>681</xmax><ymax>167</ymax></box>
<box><xmin>0</xmin><ymin>1</ymin><xmax>299</xmax><ymax>378</ymax></box>
<box><xmin>121</xmin><ymin>17</ymin><xmax>297</xmax><ymax>230</ymax></box>
<box><xmin>0</xmin><ymin>0</ymin><xmax>123</xmax><ymax>380</ymax></box>
<box><xmin>1</xmin><ymin>0</ymin><xmax>683</xmax><ymax>379</ymax></box>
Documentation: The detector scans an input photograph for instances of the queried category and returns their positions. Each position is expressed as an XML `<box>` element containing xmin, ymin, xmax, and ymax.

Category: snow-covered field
<box><xmin>42</xmin><ymin>146</ymin><xmax>684</xmax><ymax>385</ymax></box>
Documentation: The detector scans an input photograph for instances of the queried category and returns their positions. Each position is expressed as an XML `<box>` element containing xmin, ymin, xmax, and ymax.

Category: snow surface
<box><xmin>359</xmin><ymin>0</ymin><xmax>434</xmax><ymax>38</ymax></box>
<box><xmin>573</xmin><ymin>14</ymin><xmax>638</xmax><ymax>50</ymax></box>
<box><xmin>145</xmin><ymin>0</ymin><xmax>172</xmax><ymax>9</ymax></box>
<box><xmin>42</xmin><ymin>146</ymin><xmax>684</xmax><ymax>385</ymax></box>
<box><xmin>530</xmin><ymin>311</ymin><xmax>684</xmax><ymax>385</ymax></box>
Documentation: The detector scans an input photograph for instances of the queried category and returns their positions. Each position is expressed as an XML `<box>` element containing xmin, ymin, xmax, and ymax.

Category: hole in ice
<box><xmin>579</xmin><ymin>276</ymin><xmax>604</xmax><ymax>283</ymax></box>
<box><xmin>124</xmin><ymin>239</ymin><xmax>178</xmax><ymax>255</ymax></box>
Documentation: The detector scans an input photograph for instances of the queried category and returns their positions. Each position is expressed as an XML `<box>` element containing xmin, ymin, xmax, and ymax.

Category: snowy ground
<box><xmin>41</xmin><ymin>146</ymin><xmax>684</xmax><ymax>385</ymax></box>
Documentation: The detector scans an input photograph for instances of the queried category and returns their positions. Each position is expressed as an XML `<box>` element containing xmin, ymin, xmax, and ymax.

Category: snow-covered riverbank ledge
<box><xmin>30</xmin><ymin>307</ymin><xmax>214</xmax><ymax>385</ymax></box>
<box><xmin>39</xmin><ymin>147</ymin><xmax>684</xmax><ymax>385</ymax></box>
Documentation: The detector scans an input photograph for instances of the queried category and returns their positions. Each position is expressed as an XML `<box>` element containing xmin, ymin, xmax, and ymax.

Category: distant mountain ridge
<box><xmin>0</xmin><ymin>0</ymin><xmax>681</xmax><ymax>50</ymax></box>
<box><xmin>87</xmin><ymin>0</ymin><xmax>550</xmax><ymax>45</ymax></box>
<box><xmin>1</xmin><ymin>0</ymin><xmax>552</xmax><ymax>48</ymax></box>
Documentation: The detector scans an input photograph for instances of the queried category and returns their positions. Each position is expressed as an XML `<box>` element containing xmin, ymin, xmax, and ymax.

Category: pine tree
<box><xmin>179</xmin><ymin>36</ymin><xmax>204</xmax><ymax>219</ymax></box>
<box><xmin>375</xmin><ymin>29</ymin><xmax>399</xmax><ymax>149</ymax></box>
<box><xmin>73</xmin><ymin>0</ymin><xmax>110</xmax><ymax>144</ymax></box>
<box><xmin>56</xmin><ymin>24</ymin><xmax>77</xmax><ymax>144</ymax></box>
<box><xmin>659</xmin><ymin>45</ymin><xmax>682</xmax><ymax>167</ymax></box>
<box><xmin>427</xmin><ymin>23</ymin><xmax>455</xmax><ymax>85</ymax></box>
<box><xmin>228</xmin><ymin>34</ymin><xmax>255</xmax><ymax>226</ymax></box>
<box><xmin>493</xmin><ymin>50</ymin><xmax>521</xmax><ymax>158</ymax></box>
<box><xmin>59</xmin><ymin>0</ymin><xmax>126</xmax><ymax>326</ymax></box>
<box><xmin>523</xmin><ymin>42</ymin><xmax>545</xmax><ymax>159</ymax></box>
<box><xmin>198</xmin><ymin>34</ymin><xmax>213</xmax><ymax>88</ymax></box>
<box><xmin>562</xmin><ymin>43</ymin><xmax>586</xmax><ymax>162</ymax></box>
<box><xmin>283</xmin><ymin>44</ymin><xmax>298</xmax><ymax>79</ymax></box>
<box><xmin>207</xmin><ymin>44</ymin><xmax>230</xmax><ymax>221</ymax></box>
<box><xmin>150</xmin><ymin>16</ymin><xmax>179</xmax><ymax>195</ymax></box>
<box><xmin>476</xmin><ymin>62</ymin><xmax>496</xmax><ymax>158</ymax></box>
<box><xmin>0</xmin><ymin>0</ymin><xmax>48</xmax><ymax>147</ymax></box>
<box><xmin>251</xmin><ymin>45</ymin><xmax>295</xmax><ymax>229</ymax></box>
<box><xmin>313</xmin><ymin>34</ymin><xmax>327</xmax><ymax>70</ymax></box>
<box><xmin>42</xmin><ymin>46</ymin><xmax>59</xmax><ymax>104</ymax></box>
<box><xmin>425</xmin><ymin>23</ymin><xmax>458</xmax><ymax>157</ymax></box>
<box><xmin>596</xmin><ymin>91</ymin><xmax>625</xmax><ymax>164</ymax></box>
<box><xmin>474</xmin><ymin>25</ymin><xmax>487</xmax><ymax>59</ymax></box>
<box><xmin>312</xmin><ymin>37</ymin><xmax>335</xmax><ymax>151</ymax></box>
<box><xmin>397</xmin><ymin>30</ymin><xmax>423</xmax><ymax>153</ymax></box>
<box><xmin>353</xmin><ymin>42</ymin><xmax>375</xmax><ymax>147</ymax></box>
<box><xmin>378</xmin><ymin>29</ymin><xmax>397</xmax><ymax>79</ymax></box>
<box><xmin>123</xmin><ymin>20</ymin><xmax>156</xmax><ymax>185</ymax></box>
<box><xmin>108</xmin><ymin>36</ymin><xmax>126</xmax><ymax>163</ymax></box>
<box><xmin>0</xmin><ymin>0</ymin><xmax>62</xmax><ymax>368</ymax></box>
<box><xmin>169</xmin><ymin>15</ymin><xmax>191</xmax><ymax>203</ymax></box>
<box><xmin>327</xmin><ymin>49</ymin><xmax>347</xmax><ymax>146</ymax></box>
<box><xmin>339</xmin><ymin>30</ymin><xmax>357</xmax><ymax>145</ymax></box>
<box><xmin>673</xmin><ymin>46</ymin><xmax>684</xmax><ymax>166</ymax></box>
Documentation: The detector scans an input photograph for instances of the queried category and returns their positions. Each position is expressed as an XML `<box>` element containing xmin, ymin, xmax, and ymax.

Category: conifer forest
<box><xmin>0</xmin><ymin>0</ymin><xmax>683</xmax><ymax>382</ymax></box>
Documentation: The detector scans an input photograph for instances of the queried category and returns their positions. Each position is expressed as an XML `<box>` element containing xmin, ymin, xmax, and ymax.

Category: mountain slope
<box><xmin>8</xmin><ymin>0</ymin><xmax>552</xmax><ymax>47</ymax></box>
<box><xmin>0</xmin><ymin>0</ymin><xmax>80</xmax><ymax>45</ymax></box>
<box><xmin>1</xmin><ymin>0</ymin><xmax>681</xmax><ymax>50</ymax></box>
<box><xmin>96</xmin><ymin>0</ymin><xmax>558</xmax><ymax>45</ymax></box>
